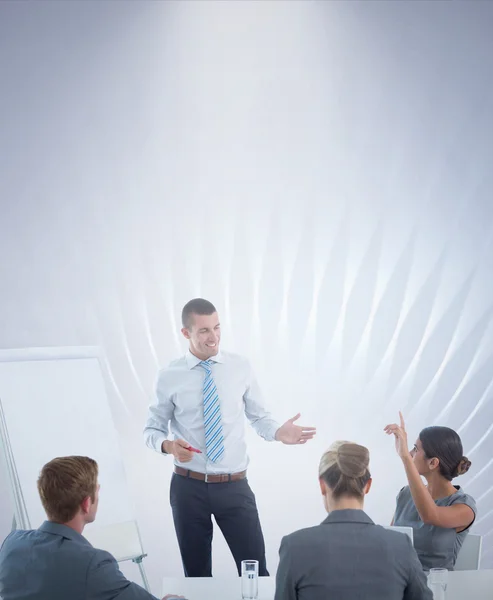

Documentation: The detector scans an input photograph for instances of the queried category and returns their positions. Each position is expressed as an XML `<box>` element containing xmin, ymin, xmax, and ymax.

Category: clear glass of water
<box><xmin>427</xmin><ymin>568</ymin><xmax>448</xmax><ymax>600</ymax></box>
<box><xmin>241</xmin><ymin>559</ymin><xmax>259</xmax><ymax>599</ymax></box>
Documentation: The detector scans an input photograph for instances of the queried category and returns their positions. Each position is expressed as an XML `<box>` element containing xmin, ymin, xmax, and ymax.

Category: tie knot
<box><xmin>199</xmin><ymin>360</ymin><xmax>213</xmax><ymax>372</ymax></box>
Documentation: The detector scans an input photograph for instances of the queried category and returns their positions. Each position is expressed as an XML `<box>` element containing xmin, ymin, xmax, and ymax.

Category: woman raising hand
<box><xmin>385</xmin><ymin>412</ymin><xmax>476</xmax><ymax>571</ymax></box>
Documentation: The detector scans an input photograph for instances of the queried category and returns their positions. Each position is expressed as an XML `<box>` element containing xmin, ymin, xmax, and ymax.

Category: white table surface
<box><xmin>162</xmin><ymin>576</ymin><xmax>273</xmax><ymax>600</ymax></box>
<box><xmin>163</xmin><ymin>569</ymin><xmax>493</xmax><ymax>600</ymax></box>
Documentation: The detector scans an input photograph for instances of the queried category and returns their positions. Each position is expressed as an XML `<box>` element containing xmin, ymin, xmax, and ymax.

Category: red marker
<box><xmin>187</xmin><ymin>446</ymin><xmax>202</xmax><ymax>453</ymax></box>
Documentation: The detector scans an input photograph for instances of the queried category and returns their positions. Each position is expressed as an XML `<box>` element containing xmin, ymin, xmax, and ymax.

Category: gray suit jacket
<box><xmin>275</xmin><ymin>509</ymin><xmax>432</xmax><ymax>600</ymax></box>
<box><xmin>0</xmin><ymin>521</ymin><xmax>160</xmax><ymax>600</ymax></box>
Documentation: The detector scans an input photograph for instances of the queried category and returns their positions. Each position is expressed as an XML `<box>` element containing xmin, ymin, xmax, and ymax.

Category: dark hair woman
<box><xmin>385</xmin><ymin>413</ymin><xmax>476</xmax><ymax>571</ymax></box>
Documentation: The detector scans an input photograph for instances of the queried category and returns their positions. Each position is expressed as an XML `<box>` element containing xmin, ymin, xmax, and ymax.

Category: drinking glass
<box><xmin>427</xmin><ymin>568</ymin><xmax>448</xmax><ymax>600</ymax></box>
<box><xmin>241</xmin><ymin>560</ymin><xmax>259</xmax><ymax>599</ymax></box>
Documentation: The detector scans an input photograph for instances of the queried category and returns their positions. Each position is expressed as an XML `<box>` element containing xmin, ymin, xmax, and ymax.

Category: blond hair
<box><xmin>319</xmin><ymin>441</ymin><xmax>371</xmax><ymax>499</ymax></box>
<box><xmin>37</xmin><ymin>456</ymin><xmax>98</xmax><ymax>523</ymax></box>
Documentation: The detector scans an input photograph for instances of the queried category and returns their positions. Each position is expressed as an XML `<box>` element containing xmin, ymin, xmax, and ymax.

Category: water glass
<box><xmin>241</xmin><ymin>559</ymin><xmax>259</xmax><ymax>599</ymax></box>
<box><xmin>427</xmin><ymin>568</ymin><xmax>448</xmax><ymax>600</ymax></box>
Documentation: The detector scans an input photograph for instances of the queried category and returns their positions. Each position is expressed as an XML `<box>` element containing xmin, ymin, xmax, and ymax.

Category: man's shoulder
<box><xmin>1</xmin><ymin>528</ymin><xmax>33</xmax><ymax>550</ymax></box>
<box><xmin>2</xmin><ymin>528</ymin><xmax>52</xmax><ymax>548</ymax></box>
<box><xmin>2</xmin><ymin>529</ymin><xmax>25</xmax><ymax>542</ymax></box>
<box><xmin>157</xmin><ymin>355</ymin><xmax>188</xmax><ymax>377</ymax></box>
<box><xmin>220</xmin><ymin>350</ymin><xmax>249</xmax><ymax>365</ymax></box>
<box><xmin>85</xmin><ymin>544</ymin><xmax>119</xmax><ymax>568</ymax></box>
<box><xmin>1</xmin><ymin>527</ymin><xmax>102</xmax><ymax>567</ymax></box>
<box><xmin>168</xmin><ymin>354</ymin><xmax>188</xmax><ymax>368</ymax></box>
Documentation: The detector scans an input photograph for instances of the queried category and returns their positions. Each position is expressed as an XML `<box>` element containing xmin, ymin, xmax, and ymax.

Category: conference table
<box><xmin>163</xmin><ymin>569</ymin><xmax>493</xmax><ymax>599</ymax></box>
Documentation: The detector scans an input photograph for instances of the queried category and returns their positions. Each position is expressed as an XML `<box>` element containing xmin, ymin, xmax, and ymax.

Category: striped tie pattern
<box><xmin>199</xmin><ymin>360</ymin><xmax>224</xmax><ymax>463</ymax></box>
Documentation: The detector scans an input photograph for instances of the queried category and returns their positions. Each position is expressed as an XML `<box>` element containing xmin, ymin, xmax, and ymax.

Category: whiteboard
<box><xmin>0</xmin><ymin>348</ymin><xmax>134</xmax><ymax>531</ymax></box>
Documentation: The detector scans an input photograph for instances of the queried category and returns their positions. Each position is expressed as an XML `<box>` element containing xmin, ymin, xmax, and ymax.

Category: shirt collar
<box><xmin>38</xmin><ymin>521</ymin><xmax>92</xmax><ymax>545</ymax></box>
<box><xmin>321</xmin><ymin>509</ymin><xmax>374</xmax><ymax>526</ymax></box>
<box><xmin>185</xmin><ymin>349</ymin><xmax>225</xmax><ymax>370</ymax></box>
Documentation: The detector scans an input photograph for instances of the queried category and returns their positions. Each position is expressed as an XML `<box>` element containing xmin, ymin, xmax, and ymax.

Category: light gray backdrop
<box><xmin>1</xmin><ymin>0</ymin><xmax>493</xmax><ymax>593</ymax></box>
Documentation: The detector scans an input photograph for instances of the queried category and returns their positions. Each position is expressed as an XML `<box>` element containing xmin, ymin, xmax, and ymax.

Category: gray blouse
<box><xmin>393</xmin><ymin>485</ymin><xmax>477</xmax><ymax>571</ymax></box>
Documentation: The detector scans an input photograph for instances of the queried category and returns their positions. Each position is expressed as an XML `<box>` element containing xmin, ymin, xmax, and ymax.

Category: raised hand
<box><xmin>384</xmin><ymin>411</ymin><xmax>410</xmax><ymax>460</ymax></box>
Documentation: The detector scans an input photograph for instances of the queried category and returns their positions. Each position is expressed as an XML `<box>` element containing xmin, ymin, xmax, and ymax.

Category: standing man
<box><xmin>144</xmin><ymin>298</ymin><xmax>316</xmax><ymax>578</ymax></box>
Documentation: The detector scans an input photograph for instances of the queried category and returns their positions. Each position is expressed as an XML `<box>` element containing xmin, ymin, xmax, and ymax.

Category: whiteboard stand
<box><xmin>132</xmin><ymin>554</ymin><xmax>151</xmax><ymax>592</ymax></box>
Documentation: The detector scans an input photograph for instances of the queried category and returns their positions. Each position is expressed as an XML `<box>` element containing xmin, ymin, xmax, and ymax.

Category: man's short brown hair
<box><xmin>181</xmin><ymin>298</ymin><xmax>217</xmax><ymax>329</ymax></box>
<box><xmin>37</xmin><ymin>456</ymin><xmax>98</xmax><ymax>523</ymax></box>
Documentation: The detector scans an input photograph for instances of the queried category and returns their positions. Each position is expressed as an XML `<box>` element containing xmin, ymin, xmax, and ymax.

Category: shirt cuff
<box><xmin>267</xmin><ymin>421</ymin><xmax>282</xmax><ymax>442</ymax></box>
<box><xmin>155</xmin><ymin>434</ymin><xmax>169</xmax><ymax>454</ymax></box>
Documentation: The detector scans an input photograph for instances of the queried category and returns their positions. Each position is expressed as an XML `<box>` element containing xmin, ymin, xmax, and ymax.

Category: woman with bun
<box><xmin>274</xmin><ymin>441</ymin><xmax>431</xmax><ymax>600</ymax></box>
<box><xmin>385</xmin><ymin>413</ymin><xmax>477</xmax><ymax>571</ymax></box>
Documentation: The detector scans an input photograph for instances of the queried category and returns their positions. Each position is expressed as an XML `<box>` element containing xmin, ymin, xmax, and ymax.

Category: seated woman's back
<box><xmin>274</xmin><ymin>442</ymin><xmax>431</xmax><ymax>600</ymax></box>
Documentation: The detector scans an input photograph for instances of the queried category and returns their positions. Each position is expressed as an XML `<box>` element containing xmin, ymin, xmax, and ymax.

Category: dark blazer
<box><xmin>0</xmin><ymin>521</ymin><xmax>159</xmax><ymax>600</ymax></box>
<box><xmin>275</xmin><ymin>509</ymin><xmax>432</xmax><ymax>600</ymax></box>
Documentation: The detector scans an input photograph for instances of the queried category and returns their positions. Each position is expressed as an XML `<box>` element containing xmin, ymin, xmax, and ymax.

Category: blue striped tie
<box><xmin>199</xmin><ymin>360</ymin><xmax>224</xmax><ymax>463</ymax></box>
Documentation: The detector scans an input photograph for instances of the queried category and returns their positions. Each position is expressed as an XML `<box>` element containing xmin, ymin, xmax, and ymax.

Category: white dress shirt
<box><xmin>143</xmin><ymin>350</ymin><xmax>281</xmax><ymax>474</ymax></box>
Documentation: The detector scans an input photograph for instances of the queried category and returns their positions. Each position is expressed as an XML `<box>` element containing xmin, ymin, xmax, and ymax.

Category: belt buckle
<box><xmin>205</xmin><ymin>473</ymin><xmax>211</xmax><ymax>483</ymax></box>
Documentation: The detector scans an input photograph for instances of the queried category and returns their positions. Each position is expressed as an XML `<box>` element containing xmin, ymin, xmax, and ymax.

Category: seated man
<box><xmin>0</xmin><ymin>456</ymin><xmax>183</xmax><ymax>600</ymax></box>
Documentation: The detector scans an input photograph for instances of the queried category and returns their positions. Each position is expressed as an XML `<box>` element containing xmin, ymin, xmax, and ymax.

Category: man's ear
<box><xmin>80</xmin><ymin>496</ymin><xmax>91</xmax><ymax>516</ymax></box>
<box><xmin>181</xmin><ymin>327</ymin><xmax>191</xmax><ymax>340</ymax></box>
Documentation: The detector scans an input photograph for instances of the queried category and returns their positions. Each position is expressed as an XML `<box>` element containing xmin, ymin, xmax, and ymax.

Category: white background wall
<box><xmin>1</xmin><ymin>0</ymin><xmax>493</xmax><ymax>593</ymax></box>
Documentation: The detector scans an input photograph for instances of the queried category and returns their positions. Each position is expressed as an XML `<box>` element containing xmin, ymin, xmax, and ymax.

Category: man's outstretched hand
<box><xmin>275</xmin><ymin>414</ymin><xmax>316</xmax><ymax>445</ymax></box>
